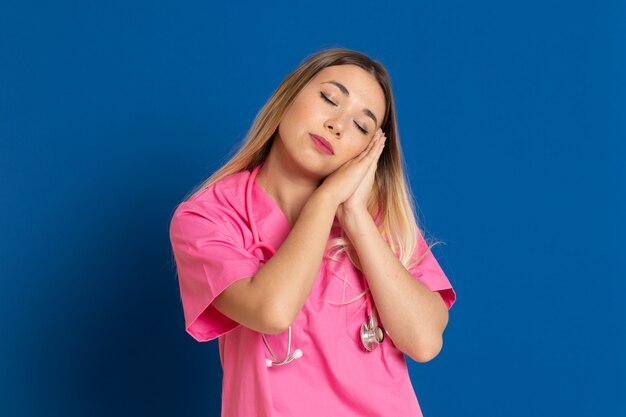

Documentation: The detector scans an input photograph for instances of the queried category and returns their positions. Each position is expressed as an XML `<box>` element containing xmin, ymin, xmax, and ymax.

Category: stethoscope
<box><xmin>245</xmin><ymin>164</ymin><xmax>385</xmax><ymax>367</ymax></box>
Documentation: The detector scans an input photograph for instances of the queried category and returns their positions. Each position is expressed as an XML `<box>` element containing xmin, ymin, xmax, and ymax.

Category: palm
<box><xmin>323</xmin><ymin>129</ymin><xmax>386</xmax><ymax>225</ymax></box>
<box><xmin>336</xmin><ymin>155</ymin><xmax>378</xmax><ymax>224</ymax></box>
<box><xmin>348</xmin><ymin>164</ymin><xmax>376</xmax><ymax>210</ymax></box>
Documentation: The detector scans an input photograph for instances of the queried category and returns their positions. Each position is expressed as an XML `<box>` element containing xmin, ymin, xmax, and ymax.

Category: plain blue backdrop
<box><xmin>1</xmin><ymin>1</ymin><xmax>624</xmax><ymax>416</ymax></box>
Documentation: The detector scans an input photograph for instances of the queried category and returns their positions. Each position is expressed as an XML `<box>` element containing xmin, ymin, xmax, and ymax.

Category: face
<box><xmin>274</xmin><ymin>64</ymin><xmax>386</xmax><ymax>178</ymax></box>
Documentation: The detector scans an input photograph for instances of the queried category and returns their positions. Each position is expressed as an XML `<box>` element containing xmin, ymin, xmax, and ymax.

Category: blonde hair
<box><xmin>175</xmin><ymin>47</ymin><xmax>442</xmax><ymax>308</ymax></box>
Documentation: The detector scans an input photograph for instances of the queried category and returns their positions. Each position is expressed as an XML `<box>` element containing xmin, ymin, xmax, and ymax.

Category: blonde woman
<box><xmin>169</xmin><ymin>47</ymin><xmax>457</xmax><ymax>416</ymax></box>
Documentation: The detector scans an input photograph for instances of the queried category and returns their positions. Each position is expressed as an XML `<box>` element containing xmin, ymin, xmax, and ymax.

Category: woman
<box><xmin>169</xmin><ymin>47</ymin><xmax>457</xmax><ymax>416</ymax></box>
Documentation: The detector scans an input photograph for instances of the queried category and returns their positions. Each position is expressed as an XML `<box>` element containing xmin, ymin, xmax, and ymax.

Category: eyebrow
<box><xmin>321</xmin><ymin>80</ymin><xmax>379</xmax><ymax>127</ymax></box>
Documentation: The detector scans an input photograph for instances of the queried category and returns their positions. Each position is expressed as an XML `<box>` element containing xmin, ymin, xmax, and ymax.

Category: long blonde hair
<box><xmin>176</xmin><ymin>47</ymin><xmax>441</xmax><ymax>282</ymax></box>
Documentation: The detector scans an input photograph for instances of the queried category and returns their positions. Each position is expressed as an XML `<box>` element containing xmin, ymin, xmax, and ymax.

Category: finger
<box><xmin>378</xmin><ymin>133</ymin><xmax>387</xmax><ymax>155</ymax></box>
<box><xmin>358</xmin><ymin>129</ymin><xmax>384</xmax><ymax>161</ymax></box>
<box><xmin>360</xmin><ymin>130</ymin><xmax>380</xmax><ymax>157</ymax></box>
<box><xmin>353</xmin><ymin>149</ymin><xmax>381</xmax><ymax>199</ymax></box>
<box><xmin>368</xmin><ymin>134</ymin><xmax>386</xmax><ymax>172</ymax></box>
<box><xmin>362</xmin><ymin>131</ymin><xmax>386</xmax><ymax>164</ymax></box>
<box><xmin>366</xmin><ymin>148</ymin><xmax>379</xmax><ymax>176</ymax></box>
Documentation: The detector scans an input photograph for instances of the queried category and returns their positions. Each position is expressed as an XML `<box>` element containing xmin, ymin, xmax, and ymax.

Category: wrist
<box><xmin>309</xmin><ymin>186</ymin><xmax>340</xmax><ymax>213</ymax></box>
<box><xmin>313</xmin><ymin>184</ymin><xmax>341</xmax><ymax>210</ymax></box>
<box><xmin>341</xmin><ymin>207</ymin><xmax>374</xmax><ymax>234</ymax></box>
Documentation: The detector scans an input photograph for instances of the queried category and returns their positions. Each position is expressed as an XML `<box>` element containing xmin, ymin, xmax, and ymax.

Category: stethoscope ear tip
<box><xmin>265</xmin><ymin>348</ymin><xmax>304</xmax><ymax>367</ymax></box>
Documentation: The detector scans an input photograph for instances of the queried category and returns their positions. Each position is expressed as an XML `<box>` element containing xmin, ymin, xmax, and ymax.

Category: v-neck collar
<box><xmin>248</xmin><ymin>163</ymin><xmax>293</xmax><ymax>252</ymax></box>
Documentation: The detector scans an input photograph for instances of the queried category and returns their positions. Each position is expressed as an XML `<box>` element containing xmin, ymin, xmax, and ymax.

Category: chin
<box><xmin>292</xmin><ymin>157</ymin><xmax>333</xmax><ymax>180</ymax></box>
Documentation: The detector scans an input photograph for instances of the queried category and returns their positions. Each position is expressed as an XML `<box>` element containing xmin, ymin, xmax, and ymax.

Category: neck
<box><xmin>255</xmin><ymin>146</ymin><xmax>323</xmax><ymax>228</ymax></box>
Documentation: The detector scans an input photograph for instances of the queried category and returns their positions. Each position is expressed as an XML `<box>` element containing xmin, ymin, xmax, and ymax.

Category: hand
<box><xmin>318</xmin><ymin>128</ymin><xmax>387</xmax><ymax>212</ymax></box>
<box><xmin>337</xmin><ymin>129</ymin><xmax>387</xmax><ymax>223</ymax></box>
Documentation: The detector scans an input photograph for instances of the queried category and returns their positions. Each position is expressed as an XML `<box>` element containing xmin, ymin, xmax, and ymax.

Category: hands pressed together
<box><xmin>318</xmin><ymin>128</ymin><xmax>387</xmax><ymax>227</ymax></box>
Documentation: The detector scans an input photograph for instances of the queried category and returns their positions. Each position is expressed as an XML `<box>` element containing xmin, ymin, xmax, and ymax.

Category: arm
<box><xmin>213</xmin><ymin>134</ymin><xmax>384</xmax><ymax>334</ymax></box>
<box><xmin>213</xmin><ymin>190</ymin><xmax>339</xmax><ymax>333</ymax></box>
<box><xmin>341</xmin><ymin>209</ymin><xmax>449</xmax><ymax>363</ymax></box>
<box><xmin>215</xmin><ymin>135</ymin><xmax>384</xmax><ymax>333</ymax></box>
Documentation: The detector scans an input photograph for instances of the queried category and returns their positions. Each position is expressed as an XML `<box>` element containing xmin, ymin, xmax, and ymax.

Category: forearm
<box><xmin>250</xmin><ymin>190</ymin><xmax>338</xmax><ymax>330</ymax></box>
<box><xmin>343</xmin><ymin>210</ymin><xmax>449</xmax><ymax>362</ymax></box>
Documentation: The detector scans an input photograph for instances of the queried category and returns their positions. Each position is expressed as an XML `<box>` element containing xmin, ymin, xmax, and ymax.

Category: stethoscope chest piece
<box><xmin>361</xmin><ymin>311</ymin><xmax>385</xmax><ymax>351</ymax></box>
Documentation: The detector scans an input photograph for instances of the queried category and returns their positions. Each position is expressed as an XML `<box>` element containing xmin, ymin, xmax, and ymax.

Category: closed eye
<box><xmin>320</xmin><ymin>92</ymin><xmax>369</xmax><ymax>135</ymax></box>
<box><xmin>355</xmin><ymin>123</ymin><xmax>368</xmax><ymax>134</ymax></box>
<box><xmin>320</xmin><ymin>92</ymin><xmax>336</xmax><ymax>106</ymax></box>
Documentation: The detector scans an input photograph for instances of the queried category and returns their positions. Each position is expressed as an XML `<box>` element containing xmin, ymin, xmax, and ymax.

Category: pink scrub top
<box><xmin>169</xmin><ymin>165</ymin><xmax>457</xmax><ymax>417</ymax></box>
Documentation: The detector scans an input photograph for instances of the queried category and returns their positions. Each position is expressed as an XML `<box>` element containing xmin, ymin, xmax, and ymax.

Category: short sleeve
<box><xmin>169</xmin><ymin>201</ymin><xmax>262</xmax><ymax>342</ymax></box>
<box><xmin>407</xmin><ymin>230</ymin><xmax>457</xmax><ymax>310</ymax></box>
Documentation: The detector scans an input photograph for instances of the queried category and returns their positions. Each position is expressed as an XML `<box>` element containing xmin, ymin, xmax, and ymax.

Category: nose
<box><xmin>324</xmin><ymin>117</ymin><xmax>344</xmax><ymax>139</ymax></box>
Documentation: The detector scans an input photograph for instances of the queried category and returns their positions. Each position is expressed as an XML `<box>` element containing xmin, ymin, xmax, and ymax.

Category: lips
<box><xmin>310</xmin><ymin>134</ymin><xmax>334</xmax><ymax>154</ymax></box>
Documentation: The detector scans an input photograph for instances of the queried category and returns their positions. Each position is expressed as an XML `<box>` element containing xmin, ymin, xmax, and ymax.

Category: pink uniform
<box><xmin>169</xmin><ymin>164</ymin><xmax>457</xmax><ymax>417</ymax></box>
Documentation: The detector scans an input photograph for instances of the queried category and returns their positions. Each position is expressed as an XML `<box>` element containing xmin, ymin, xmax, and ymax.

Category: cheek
<box><xmin>289</xmin><ymin>95</ymin><xmax>318</xmax><ymax>120</ymax></box>
<box><xmin>352</xmin><ymin>141</ymin><xmax>369</xmax><ymax>157</ymax></box>
<box><xmin>339</xmin><ymin>142</ymin><xmax>369</xmax><ymax>164</ymax></box>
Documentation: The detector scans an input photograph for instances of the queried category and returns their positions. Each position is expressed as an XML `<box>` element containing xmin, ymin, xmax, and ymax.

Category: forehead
<box><xmin>310</xmin><ymin>65</ymin><xmax>385</xmax><ymax>117</ymax></box>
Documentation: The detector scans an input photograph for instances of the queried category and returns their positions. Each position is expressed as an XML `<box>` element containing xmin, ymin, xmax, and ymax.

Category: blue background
<box><xmin>1</xmin><ymin>1</ymin><xmax>624</xmax><ymax>416</ymax></box>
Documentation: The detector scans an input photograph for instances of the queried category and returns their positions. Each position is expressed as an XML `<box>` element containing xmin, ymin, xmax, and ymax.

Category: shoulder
<box><xmin>187</xmin><ymin>169</ymin><xmax>249</xmax><ymax>206</ymax></box>
<box><xmin>170</xmin><ymin>170</ymin><xmax>251</xmax><ymax>235</ymax></box>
